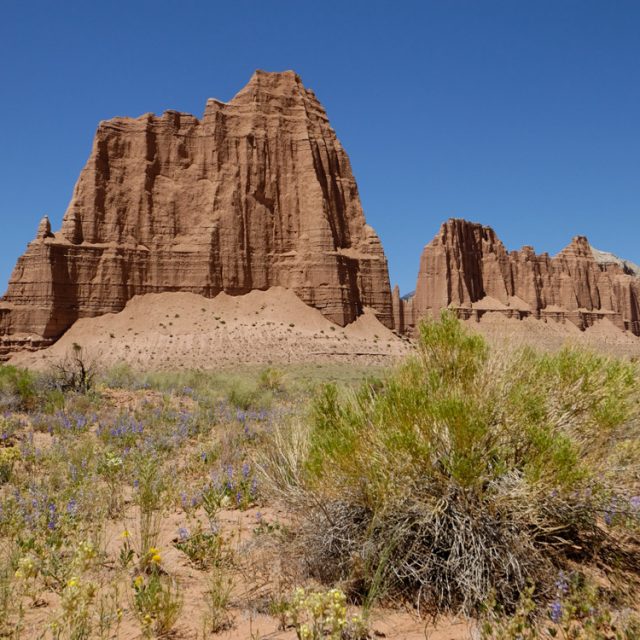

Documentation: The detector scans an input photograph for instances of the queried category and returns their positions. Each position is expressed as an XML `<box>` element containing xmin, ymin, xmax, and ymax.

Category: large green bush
<box><xmin>264</xmin><ymin>312</ymin><xmax>640</xmax><ymax>613</ymax></box>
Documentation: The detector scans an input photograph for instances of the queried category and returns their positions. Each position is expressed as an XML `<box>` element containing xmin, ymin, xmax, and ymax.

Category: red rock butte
<box><xmin>0</xmin><ymin>70</ymin><xmax>394</xmax><ymax>357</ymax></box>
<box><xmin>393</xmin><ymin>218</ymin><xmax>640</xmax><ymax>337</ymax></box>
<box><xmin>1</xmin><ymin>72</ymin><xmax>639</xmax><ymax>360</ymax></box>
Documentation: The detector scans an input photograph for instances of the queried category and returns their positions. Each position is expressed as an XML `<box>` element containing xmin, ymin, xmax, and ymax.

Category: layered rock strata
<box><xmin>0</xmin><ymin>71</ymin><xmax>393</xmax><ymax>356</ymax></box>
<box><xmin>400</xmin><ymin>219</ymin><xmax>640</xmax><ymax>336</ymax></box>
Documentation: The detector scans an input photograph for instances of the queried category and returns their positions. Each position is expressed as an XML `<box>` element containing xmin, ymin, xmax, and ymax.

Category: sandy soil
<box><xmin>463</xmin><ymin>312</ymin><xmax>640</xmax><ymax>359</ymax></box>
<box><xmin>97</xmin><ymin>506</ymin><xmax>474</xmax><ymax>640</ymax></box>
<box><xmin>10</xmin><ymin>288</ymin><xmax>412</xmax><ymax>371</ymax></box>
<box><xmin>15</xmin><ymin>493</ymin><xmax>474</xmax><ymax>640</ymax></box>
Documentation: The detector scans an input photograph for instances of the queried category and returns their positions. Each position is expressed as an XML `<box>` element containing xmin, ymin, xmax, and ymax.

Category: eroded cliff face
<box><xmin>401</xmin><ymin>219</ymin><xmax>640</xmax><ymax>335</ymax></box>
<box><xmin>0</xmin><ymin>71</ymin><xmax>393</xmax><ymax>355</ymax></box>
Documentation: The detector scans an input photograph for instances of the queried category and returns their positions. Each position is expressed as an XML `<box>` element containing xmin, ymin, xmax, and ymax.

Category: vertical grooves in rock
<box><xmin>0</xmin><ymin>70</ymin><xmax>394</xmax><ymax>354</ymax></box>
<box><xmin>406</xmin><ymin>219</ymin><xmax>640</xmax><ymax>336</ymax></box>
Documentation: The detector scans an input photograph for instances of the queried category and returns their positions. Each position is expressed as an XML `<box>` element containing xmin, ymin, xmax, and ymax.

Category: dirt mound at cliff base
<box><xmin>10</xmin><ymin>288</ymin><xmax>410</xmax><ymax>371</ymax></box>
<box><xmin>464</xmin><ymin>312</ymin><xmax>640</xmax><ymax>359</ymax></box>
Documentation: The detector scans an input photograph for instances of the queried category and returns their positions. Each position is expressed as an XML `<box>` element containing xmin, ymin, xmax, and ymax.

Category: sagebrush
<box><xmin>261</xmin><ymin>312</ymin><xmax>640</xmax><ymax>614</ymax></box>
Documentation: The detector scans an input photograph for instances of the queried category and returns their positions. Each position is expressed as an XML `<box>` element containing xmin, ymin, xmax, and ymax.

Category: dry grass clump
<box><xmin>261</xmin><ymin>312</ymin><xmax>640</xmax><ymax>614</ymax></box>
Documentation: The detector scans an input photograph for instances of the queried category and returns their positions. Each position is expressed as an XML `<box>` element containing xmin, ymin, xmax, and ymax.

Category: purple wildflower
<box><xmin>178</xmin><ymin>527</ymin><xmax>189</xmax><ymax>541</ymax></box>
<box><xmin>549</xmin><ymin>600</ymin><xmax>563</xmax><ymax>624</ymax></box>
<box><xmin>47</xmin><ymin>503</ymin><xmax>57</xmax><ymax>530</ymax></box>
<box><xmin>555</xmin><ymin>571</ymin><xmax>569</xmax><ymax>595</ymax></box>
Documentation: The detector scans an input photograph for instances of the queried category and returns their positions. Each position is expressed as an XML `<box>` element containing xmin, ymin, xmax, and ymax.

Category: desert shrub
<box><xmin>0</xmin><ymin>446</ymin><xmax>20</xmax><ymax>484</ymax></box>
<box><xmin>173</xmin><ymin>528</ymin><xmax>221</xmax><ymax>569</ymax></box>
<box><xmin>142</xmin><ymin>370</ymin><xmax>201</xmax><ymax>394</ymax></box>
<box><xmin>201</xmin><ymin>567</ymin><xmax>233</xmax><ymax>634</ymax></box>
<box><xmin>227</xmin><ymin>378</ymin><xmax>273</xmax><ymax>410</ymax></box>
<box><xmin>263</xmin><ymin>312</ymin><xmax>640</xmax><ymax>614</ymax></box>
<box><xmin>131</xmin><ymin>571</ymin><xmax>182</xmax><ymax>637</ymax></box>
<box><xmin>259</xmin><ymin>367</ymin><xmax>286</xmax><ymax>393</ymax></box>
<box><xmin>37</xmin><ymin>385</ymin><xmax>66</xmax><ymax>413</ymax></box>
<box><xmin>101</xmin><ymin>362</ymin><xmax>139</xmax><ymax>389</ymax></box>
<box><xmin>50</xmin><ymin>343</ymin><xmax>97</xmax><ymax>393</ymax></box>
<box><xmin>132</xmin><ymin>454</ymin><xmax>166</xmax><ymax>556</ymax></box>
<box><xmin>285</xmin><ymin>587</ymin><xmax>368</xmax><ymax>640</ymax></box>
<box><xmin>227</xmin><ymin>382</ymin><xmax>258</xmax><ymax>410</ymax></box>
<box><xmin>141</xmin><ymin>369</ymin><xmax>259</xmax><ymax>408</ymax></box>
<box><xmin>0</xmin><ymin>365</ymin><xmax>36</xmax><ymax>410</ymax></box>
<box><xmin>0</xmin><ymin>547</ymin><xmax>15</xmax><ymax>635</ymax></box>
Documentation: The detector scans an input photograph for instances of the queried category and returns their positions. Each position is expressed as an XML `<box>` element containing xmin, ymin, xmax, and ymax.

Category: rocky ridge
<box><xmin>0</xmin><ymin>71</ymin><xmax>393</xmax><ymax>358</ymax></box>
<box><xmin>393</xmin><ymin>219</ymin><xmax>640</xmax><ymax>337</ymax></box>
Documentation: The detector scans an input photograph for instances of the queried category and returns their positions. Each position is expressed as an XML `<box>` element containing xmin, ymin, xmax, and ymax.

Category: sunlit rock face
<box><xmin>0</xmin><ymin>70</ymin><xmax>393</xmax><ymax>356</ymax></box>
<box><xmin>404</xmin><ymin>218</ymin><xmax>640</xmax><ymax>336</ymax></box>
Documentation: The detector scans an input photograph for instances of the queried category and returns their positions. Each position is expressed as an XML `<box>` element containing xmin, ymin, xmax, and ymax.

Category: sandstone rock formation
<box><xmin>0</xmin><ymin>70</ymin><xmax>393</xmax><ymax>357</ymax></box>
<box><xmin>591</xmin><ymin>247</ymin><xmax>640</xmax><ymax>277</ymax></box>
<box><xmin>392</xmin><ymin>285</ymin><xmax>415</xmax><ymax>336</ymax></box>
<box><xmin>400</xmin><ymin>219</ymin><xmax>640</xmax><ymax>336</ymax></box>
<box><xmin>36</xmin><ymin>216</ymin><xmax>53</xmax><ymax>240</ymax></box>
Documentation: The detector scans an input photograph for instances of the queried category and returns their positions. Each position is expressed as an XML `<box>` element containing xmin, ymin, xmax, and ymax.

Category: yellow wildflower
<box><xmin>15</xmin><ymin>556</ymin><xmax>37</xmax><ymax>580</ymax></box>
<box><xmin>67</xmin><ymin>577</ymin><xmax>79</xmax><ymax>588</ymax></box>
<box><xmin>133</xmin><ymin>575</ymin><xmax>144</xmax><ymax>589</ymax></box>
<box><xmin>147</xmin><ymin>546</ymin><xmax>162</xmax><ymax>564</ymax></box>
<box><xmin>121</xmin><ymin>529</ymin><xmax>130</xmax><ymax>539</ymax></box>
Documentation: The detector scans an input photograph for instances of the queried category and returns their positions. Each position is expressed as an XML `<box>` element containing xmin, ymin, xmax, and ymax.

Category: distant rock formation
<box><xmin>397</xmin><ymin>219</ymin><xmax>640</xmax><ymax>336</ymax></box>
<box><xmin>591</xmin><ymin>247</ymin><xmax>640</xmax><ymax>277</ymax></box>
<box><xmin>0</xmin><ymin>71</ymin><xmax>393</xmax><ymax>357</ymax></box>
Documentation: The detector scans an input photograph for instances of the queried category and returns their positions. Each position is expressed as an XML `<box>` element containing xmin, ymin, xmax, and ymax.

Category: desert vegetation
<box><xmin>0</xmin><ymin>314</ymin><xmax>639</xmax><ymax>639</ymax></box>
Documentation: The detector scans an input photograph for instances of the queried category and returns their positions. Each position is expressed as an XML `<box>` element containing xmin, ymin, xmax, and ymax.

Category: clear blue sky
<box><xmin>1</xmin><ymin>0</ymin><xmax>638</xmax><ymax>295</ymax></box>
